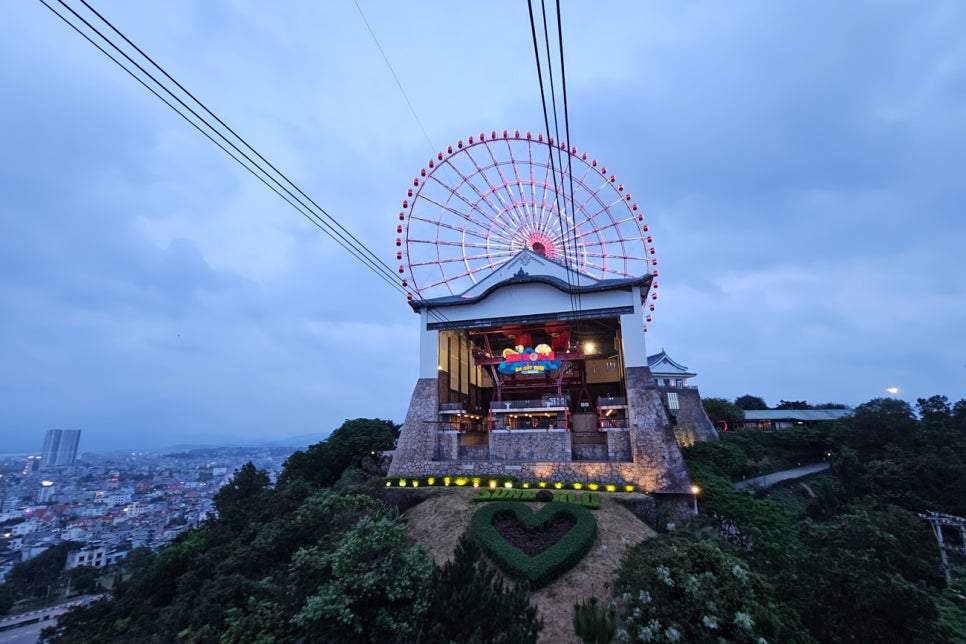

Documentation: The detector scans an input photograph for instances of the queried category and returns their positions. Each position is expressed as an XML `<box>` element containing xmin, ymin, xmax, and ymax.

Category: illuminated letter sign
<box><xmin>498</xmin><ymin>344</ymin><xmax>563</xmax><ymax>375</ymax></box>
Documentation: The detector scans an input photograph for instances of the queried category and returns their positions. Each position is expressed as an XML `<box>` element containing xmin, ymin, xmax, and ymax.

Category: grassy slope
<box><xmin>403</xmin><ymin>488</ymin><xmax>655</xmax><ymax>644</ymax></box>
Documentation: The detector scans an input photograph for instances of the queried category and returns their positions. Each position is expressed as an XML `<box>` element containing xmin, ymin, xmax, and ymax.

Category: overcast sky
<box><xmin>2</xmin><ymin>1</ymin><xmax>964</xmax><ymax>453</ymax></box>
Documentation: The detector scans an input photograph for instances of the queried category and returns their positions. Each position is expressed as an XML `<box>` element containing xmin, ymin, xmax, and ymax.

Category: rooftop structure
<box><xmin>742</xmin><ymin>409</ymin><xmax>852</xmax><ymax>431</ymax></box>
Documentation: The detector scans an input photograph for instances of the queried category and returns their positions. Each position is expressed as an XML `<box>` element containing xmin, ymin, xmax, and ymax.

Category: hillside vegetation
<box><xmin>40</xmin><ymin>396</ymin><xmax>966</xmax><ymax>643</ymax></box>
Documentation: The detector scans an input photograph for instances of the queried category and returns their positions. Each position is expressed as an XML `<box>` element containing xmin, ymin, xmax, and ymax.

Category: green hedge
<box><xmin>472</xmin><ymin>488</ymin><xmax>601</xmax><ymax>509</ymax></box>
<box><xmin>470</xmin><ymin>501</ymin><xmax>597</xmax><ymax>589</ymax></box>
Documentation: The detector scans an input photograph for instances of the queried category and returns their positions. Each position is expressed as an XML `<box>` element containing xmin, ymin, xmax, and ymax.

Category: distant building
<box><xmin>742</xmin><ymin>409</ymin><xmax>852</xmax><ymax>431</ymax></box>
<box><xmin>40</xmin><ymin>429</ymin><xmax>81</xmax><ymax>469</ymax></box>
<box><xmin>647</xmin><ymin>350</ymin><xmax>716</xmax><ymax>446</ymax></box>
<box><xmin>647</xmin><ymin>350</ymin><xmax>697</xmax><ymax>388</ymax></box>
<box><xmin>66</xmin><ymin>546</ymin><xmax>128</xmax><ymax>570</ymax></box>
<box><xmin>37</xmin><ymin>481</ymin><xmax>55</xmax><ymax>504</ymax></box>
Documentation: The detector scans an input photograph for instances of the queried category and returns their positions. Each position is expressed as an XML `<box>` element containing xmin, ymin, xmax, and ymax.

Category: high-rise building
<box><xmin>40</xmin><ymin>429</ymin><xmax>81</xmax><ymax>468</ymax></box>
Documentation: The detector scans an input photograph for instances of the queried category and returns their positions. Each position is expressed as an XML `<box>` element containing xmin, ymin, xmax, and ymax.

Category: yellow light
<box><xmin>473</xmin><ymin>481</ymin><xmax>479</xmax><ymax>488</ymax></box>
<box><xmin>573</xmin><ymin>483</ymin><xmax>583</xmax><ymax>490</ymax></box>
<box><xmin>690</xmin><ymin>485</ymin><xmax>701</xmax><ymax>495</ymax></box>
<box><xmin>504</xmin><ymin>481</ymin><xmax>512</xmax><ymax>488</ymax></box>
<box><xmin>538</xmin><ymin>482</ymin><xmax>547</xmax><ymax>488</ymax></box>
<box><xmin>584</xmin><ymin>341</ymin><xmax>596</xmax><ymax>354</ymax></box>
<box><xmin>412</xmin><ymin>481</ymin><xmax>419</xmax><ymax>487</ymax></box>
<box><xmin>489</xmin><ymin>480</ymin><xmax>497</xmax><ymax>489</ymax></box>
<box><xmin>554</xmin><ymin>482</ymin><xmax>563</xmax><ymax>489</ymax></box>
<box><xmin>399</xmin><ymin>479</ymin><xmax>407</xmax><ymax>487</ymax></box>
<box><xmin>605</xmin><ymin>485</ymin><xmax>616</xmax><ymax>493</ymax></box>
<box><xmin>427</xmin><ymin>477</ymin><xmax>435</xmax><ymax>486</ymax></box>
<box><xmin>624</xmin><ymin>485</ymin><xmax>634</xmax><ymax>492</ymax></box>
<box><xmin>444</xmin><ymin>477</ymin><xmax>451</xmax><ymax>486</ymax></box>
<box><xmin>386</xmin><ymin>481</ymin><xmax>391</xmax><ymax>487</ymax></box>
<box><xmin>522</xmin><ymin>482</ymin><xmax>530</xmax><ymax>488</ymax></box>
<box><xmin>456</xmin><ymin>477</ymin><xmax>468</xmax><ymax>486</ymax></box>
<box><xmin>588</xmin><ymin>483</ymin><xmax>599</xmax><ymax>491</ymax></box>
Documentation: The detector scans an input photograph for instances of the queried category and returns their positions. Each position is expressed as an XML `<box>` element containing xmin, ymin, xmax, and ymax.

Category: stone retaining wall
<box><xmin>388</xmin><ymin>368</ymin><xmax>694</xmax><ymax>493</ymax></box>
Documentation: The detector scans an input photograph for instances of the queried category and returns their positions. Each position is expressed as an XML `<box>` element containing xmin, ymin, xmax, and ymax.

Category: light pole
<box><xmin>690</xmin><ymin>484</ymin><xmax>701</xmax><ymax>515</ymax></box>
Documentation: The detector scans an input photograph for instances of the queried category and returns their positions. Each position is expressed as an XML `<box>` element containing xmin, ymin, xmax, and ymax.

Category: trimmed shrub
<box><xmin>470</xmin><ymin>501</ymin><xmax>597</xmax><ymax>589</ymax></box>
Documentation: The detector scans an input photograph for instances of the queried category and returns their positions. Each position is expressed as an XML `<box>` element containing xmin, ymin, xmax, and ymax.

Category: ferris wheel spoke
<box><xmin>426</xmin><ymin>164</ymin><xmax>506</xmax><ymax>221</ymax></box>
<box><xmin>573</xmin><ymin>199</ymin><xmax>636</xmax><ymax>243</ymax></box>
<box><xmin>581</xmin><ymin>252</ymin><xmax>647</xmax><ymax>261</ymax></box>
<box><xmin>415</xmin><ymin>196</ymin><xmax>510</xmax><ymax>241</ymax></box>
<box><xmin>409</xmin><ymin>249</ymin><xmax>513</xmax><ymax>268</ymax></box>
<box><xmin>483</xmin><ymin>142</ymin><xmax>532</xmax><ymax>225</ymax></box>
<box><xmin>438</xmin><ymin>155</ymin><xmax>508</xmax><ymax>221</ymax></box>
<box><xmin>580</xmin><ymin>258</ymin><xmax>637</xmax><ymax>279</ymax></box>
<box><xmin>421</xmin><ymin>259</ymin><xmax>507</xmax><ymax>291</ymax></box>
<box><xmin>426</xmin><ymin>172</ymin><xmax>504</xmax><ymax>224</ymax></box>
<box><xmin>462</xmin><ymin>146</ymin><xmax>521</xmax><ymax>221</ymax></box>
<box><xmin>408</xmin><ymin>216</ymin><xmax>494</xmax><ymax>244</ymax></box>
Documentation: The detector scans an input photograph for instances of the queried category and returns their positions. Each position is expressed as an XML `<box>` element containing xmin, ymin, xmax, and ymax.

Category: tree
<box><xmin>277</xmin><ymin>418</ymin><xmax>399</xmax><ymax>491</ymax></box>
<box><xmin>213</xmin><ymin>461</ymin><xmax>272</xmax><ymax>530</ymax></box>
<box><xmin>0</xmin><ymin>541</ymin><xmax>81</xmax><ymax>608</ymax></box>
<box><xmin>834</xmin><ymin>397</ymin><xmax>917</xmax><ymax>456</ymax></box>
<box><xmin>793</xmin><ymin>504</ymin><xmax>948</xmax><ymax>643</ymax></box>
<box><xmin>615</xmin><ymin>532</ymin><xmax>812</xmax><ymax>643</ymax></box>
<box><xmin>734</xmin><ymin>395</ymin><xmax>768</xmax><ymax>410</ymax></box>
<box><xmin>573</xmin><ymin>597</ymin><xmax>616</xmax><ymax>644</ymax></box>
<box><xmin>292</xmin><ymin>516</ymin><xmax>433</xmax><ymax>643</ymax></box>
<box><xmin>775</xmin><ymin>400</ymin><xmax>811</xmax><ymax>410</ymax></box>
<box><xmin>423</xmin><ymin>533</ymin><xmax>542</xmax><ymax>644</ymax></box>
<box><xmin>916</xmin><ymin>395</ymin><xmax>951</xmax><ymax>424</ymax></box>
<box><xmin>702</xmin><ymin>397</ymin><xmax>745</xmax><ymax>431</ymax></box>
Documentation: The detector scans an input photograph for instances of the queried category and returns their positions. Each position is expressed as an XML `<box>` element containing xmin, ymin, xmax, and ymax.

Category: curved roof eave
<box><xmin>408</xmin><ymin>272</ymin><xmax>652</xmax><ymax>312</ymax></box>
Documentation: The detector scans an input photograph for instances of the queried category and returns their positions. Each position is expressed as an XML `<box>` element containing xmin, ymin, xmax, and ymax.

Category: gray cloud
<box><xmin>1</xmin><ymin>1</ymin><xmax>963</xmax><ymax>452</ymax></box>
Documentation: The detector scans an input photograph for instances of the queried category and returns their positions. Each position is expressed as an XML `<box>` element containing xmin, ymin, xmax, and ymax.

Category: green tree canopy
<box><xmin>277</xmin><ymin>418</ymin><xmax>399</xmax><ymax>491</ymax></box>
<box><xmin>615</xmin><ymin>531</ymin><xmax>811</xmax><ymax>643</ymax></box>
<box><xmin>702</xmin><ymin>397</ymin><xmax>745</xmax><ymax>431</ymax></box>
<box><xmin>775</xmin><ymin>400</ymin><xmax>811</xmax><ymax>410</ymax></box>
<box><xmin>734</xmin><ymin>394</ymin><xmax>768</xmax><ymax>410</ymax></box>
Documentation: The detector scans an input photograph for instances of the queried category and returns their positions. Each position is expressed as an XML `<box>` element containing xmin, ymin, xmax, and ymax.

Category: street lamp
<box><xmin>690</xmin><ymin>484</ymin><xmax>701</xmax><ymax>515</ymax></box>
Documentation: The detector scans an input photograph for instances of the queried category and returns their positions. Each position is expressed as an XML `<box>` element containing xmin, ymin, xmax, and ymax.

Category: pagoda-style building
<box><xmin>388</xmin><ymin>250</ymin><xmax>716</xmax><ymax>493</ymax></box>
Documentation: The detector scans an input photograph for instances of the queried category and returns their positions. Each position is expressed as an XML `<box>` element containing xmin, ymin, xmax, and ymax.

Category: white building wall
<box><xmin>620</xmin><ymin>285</ymin><xmax>648</xmax><ymax>367</ymax></box>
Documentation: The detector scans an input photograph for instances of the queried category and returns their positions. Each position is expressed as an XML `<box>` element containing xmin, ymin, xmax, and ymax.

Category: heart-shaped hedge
<box><xmin>470</xmin><ymin>501</ymin><xmax>597</xmax><ymax>588</ymax></box>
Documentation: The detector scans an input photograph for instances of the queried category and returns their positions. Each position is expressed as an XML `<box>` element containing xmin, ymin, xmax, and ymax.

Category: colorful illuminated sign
<box><xmin>498</xmin><ymin>344</ymin><xmax>563</xmax><ymax>375</ymax></box>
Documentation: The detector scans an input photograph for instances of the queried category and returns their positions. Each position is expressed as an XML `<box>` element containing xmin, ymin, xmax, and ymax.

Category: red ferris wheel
<box><xmin>394</xmin><ymin>130</ymin><xmax>659</xmax><ymax>320</ymax></box>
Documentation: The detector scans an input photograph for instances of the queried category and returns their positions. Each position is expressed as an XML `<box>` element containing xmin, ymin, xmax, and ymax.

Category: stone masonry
<box><xmin>387</xmin><ymin>367</ymin><xmax>693</xmax><ymax>494</ymax></box>
<box><xmin>659</xmin><ymin>386</ymin><xmax>719</xmax><ymax>445</ymax></box>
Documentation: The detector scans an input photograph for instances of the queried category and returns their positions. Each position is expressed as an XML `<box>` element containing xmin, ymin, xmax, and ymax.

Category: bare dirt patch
<box><xmin>403</xmin><ymin>488</ymin><xmax>656</xmax><ymax>644</ymax></box>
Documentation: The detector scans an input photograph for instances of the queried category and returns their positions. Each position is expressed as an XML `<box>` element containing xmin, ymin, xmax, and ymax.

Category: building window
<box><xmin>667</xmin><ymin>392</ymin><xmax>680</xmax><ymax>410</ymax></box>
<box><xmin>675</xmin><ymin>379</ymin><xmax>684</xmax><ymax>387</ymax></box>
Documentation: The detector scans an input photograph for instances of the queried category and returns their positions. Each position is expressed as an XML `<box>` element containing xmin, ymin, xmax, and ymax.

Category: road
<box><xmin>0</xmin><ymin>618</ymin><xmax>48</xmax><ymax>644</ymax></box>
<box><xmin>735</xmin><ymin>462</ymin><xmax>830</xmax><ymax>489</ymax></box>
<box><xmin>0</xmin><ymin>597</ymin><xmax>101</xmax><ymax>644</ymax></box>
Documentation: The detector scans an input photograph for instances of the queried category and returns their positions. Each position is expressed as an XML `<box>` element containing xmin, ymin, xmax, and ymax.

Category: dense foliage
<box><xmin>0</xmin><ymin>541</ymin><xmax>94</xmax><ymax>615</ymax></box>
<box><xmin>613</xmin><ymin>394</ymin><xmax>966</xmax><ymax>643</ymax></box>
<box><xmin>700</xmin><ymin>397</ymin><xmax>744</xmax><ymax>431</ymax></box>
<box><xmin>42</xmin><ymin>418</ymin><xmax>542</xmax><ymax>643</ymax></box>
<box><xmin>35</xmin><ymin>398</ymin><xmax>966</xmax><ymax>643</ymax></box>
